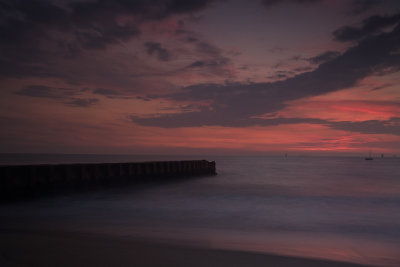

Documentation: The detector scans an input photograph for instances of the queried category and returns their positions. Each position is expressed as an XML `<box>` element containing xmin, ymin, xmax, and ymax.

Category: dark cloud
<box><xmin>136</xmin><ymin>96</ymin><xmax>152</xmax><ymax>101</ymax></box>
<box><xmin>63</xmin><ymin>98</ymin><xmax>99</xmax><ymax>107</ymax></box>
<box><xmin>93</xmin><ymin>88</ymin><xmax>121</xmax><ymax>96</ymax></box>
<box><xmin>261</xmin><ymin>0</ymin><xmax>381</xmax><ymax>15</ymax></box>
<box><xmin>132</xmin><ymin>15</ymin><xmax>400</xmax><ymax>128</ymax></box>
<box><xmin>16</xmin><ymin>85</ymin><xmax>98</xmax><ymax>107</ymax></box>
<box><xmin>16</xmin><ymin>85</ymin><xmax>79</xmax><ymax>99</ymax></box>
<box><xmin>266</xmin><ymin>70</ymin><xmax>296</xmax><ymax>80</ymax></box>
<box><xmin>348</xmin><ymin>0</ymin><xmax>381</xmax><ymax>15</ymax></box>
<box><xmin>131</xmin><ymin>113</ymin><xmax>326</xmax><ymax>128</ymax></box>
<box><xmin>0</xmin><ymin>0</ymin><xmax>215</xmax><ymax>48</ymax></box>
<box><xmin>329</xmin><ymin>117</ymin><xmax>400</xmax><ymax>136</ymax></box>
<box><xmin>262</xmin><ymin>0</ymin><xmax>280</xmax><ymax>6</ymax></box>
<box><xmin>334</xmin><ymin>12</ymin><xmax>400</xmax><ymax>42</ymax></box>
<box><xmin>185</xmin><ymin>36</ymin><xmax>199</xmax><ymax>43</ymax></box>
<box><xmin>195</xmin><ymin>41</ymin><xmax>221</xmax><ymax>55</ymax></box>
<box><xmin>93</xmin><ymin>88</ymin><xmax>135</xmax><ymax>99</ymax></box>
<box><xmin>0</xmin><ymin>0</ymin><xmax>215</xmax><ymax>80</ymax></box>
<box><xmin>267</xmin><ymin>73</ymin><xmax>289</xmax><ymax>80</ymax></box>
<box><xmin>0</xmin><ymin>0</ymin><xmax>68</xmax><ymax>45</ymax></box>
<box><xmin>261</xmin><ymin>0</ymin><xmax>322</xmax><ymax>7</ymax></box>
<box><xmin>293</xmin><ymin>66</ymin><xmax>313</xmax><ymax>72</ymax></box>
<box><xmin>77</xmin><ymin>26</ymin><xmax>141</xmax><ymax>50</ymax></box>
<box><xmin>188</xmin><ymin>61</ymin><xmax>206</xmax><ymax>68</ymax></box>
<box><xmin>371</xmin><ymin>83</ymin><xmax>392</xmax><ymax>91</ymax></box>
<box><xmin>67</xmin><ymin>0</ymin><xmax>214</xmax><ymax>49</ymax></box>
<box><xmin>180</xmin><ymin>37</ymin><xmax>233</xmax><ymax>77</ymax></box>
<box><xmin>132</xmin><ymin>113</ymin><xmax>400</xmax><ymax>136</ymax></box>
<box><xmin>187</xmin><ymin>58</ymin><xmax>229</xmax><ymax>69</ymax></box>
<box><xmin>308</xmin><ymin>51</ymin><xmax>341</xmax><ymax>64</ymax></box>
<box><xmin>144</xmin><ymin>42</ymin><xmax>171</xmax><ymax>62</ymax></box>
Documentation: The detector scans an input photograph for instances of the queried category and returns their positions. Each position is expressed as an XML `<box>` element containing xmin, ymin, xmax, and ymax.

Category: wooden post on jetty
<box><xmin>0</xmin><ymin>160</ymin><xmax>216</xmax><ymax>202</ymax></box>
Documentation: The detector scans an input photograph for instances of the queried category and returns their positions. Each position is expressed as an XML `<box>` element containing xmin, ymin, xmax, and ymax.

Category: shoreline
<box><xmin>0</xmin><ymin>229</ymin><xmax>377</xmax><ymax>267</ymax></box>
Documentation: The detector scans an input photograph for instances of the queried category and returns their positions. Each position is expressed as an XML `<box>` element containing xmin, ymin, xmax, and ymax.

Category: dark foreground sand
<box><xmin>0</xmin><ymin>230</ymin><xmax>376</xmax><ymax>267</ymax></box>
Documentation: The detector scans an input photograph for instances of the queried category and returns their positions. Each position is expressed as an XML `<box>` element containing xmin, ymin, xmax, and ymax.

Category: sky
<box><xmin>0</xmin><ymin>0</ymin><xmax>400</xmax><ymax>156</ymax></box>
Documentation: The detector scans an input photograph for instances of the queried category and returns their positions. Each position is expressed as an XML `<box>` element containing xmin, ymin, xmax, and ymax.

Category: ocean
<box><xmin>1</xmin><ymin>154</ymin><xmax>400</xmax><ymax>266</ymax></box>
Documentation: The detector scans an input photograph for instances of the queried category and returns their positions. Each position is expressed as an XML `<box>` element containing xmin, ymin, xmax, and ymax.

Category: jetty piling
<box><xmin>0</xmin><ymin>160</ymin><xmax>216</xmax><ymax>201</ymax></box>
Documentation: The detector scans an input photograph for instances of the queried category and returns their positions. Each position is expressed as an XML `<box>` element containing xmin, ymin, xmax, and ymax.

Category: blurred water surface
<box><xmin>1</xmin><ymin>155</ymin><xmax>400</xmax><ymax>266</ymax></box>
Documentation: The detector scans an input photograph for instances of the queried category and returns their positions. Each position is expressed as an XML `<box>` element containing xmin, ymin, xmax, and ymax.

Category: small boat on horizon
<box><xmin>365</xmin><ymin>157</ymin><xmax>373</xmax><ymax>160</ymax></box>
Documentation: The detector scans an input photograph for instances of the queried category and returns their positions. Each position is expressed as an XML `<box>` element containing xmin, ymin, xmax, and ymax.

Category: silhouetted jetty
<box><xmin>0</xmin><ymin>160</ymin><xmax>216</xmax><ymax>202</ymax></box>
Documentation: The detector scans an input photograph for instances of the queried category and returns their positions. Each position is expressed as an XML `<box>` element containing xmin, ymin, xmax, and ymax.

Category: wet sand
<box><xmin>0</xmin><ymin>230</ymin><xmax>376</xmax><ymax>267</ymax></box>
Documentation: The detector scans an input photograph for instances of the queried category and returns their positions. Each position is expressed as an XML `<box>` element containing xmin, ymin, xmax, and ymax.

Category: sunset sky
<box><xmin>0</xmin><ymin>0</ymin><xmax>400</xmax><ymax>155</ymax></box>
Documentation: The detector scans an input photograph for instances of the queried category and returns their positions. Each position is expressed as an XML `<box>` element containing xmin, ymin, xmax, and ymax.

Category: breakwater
<box><xmin>0</xmin><ymin>160</ymin><xmax>216</xmax><ymax>201</ymax></box>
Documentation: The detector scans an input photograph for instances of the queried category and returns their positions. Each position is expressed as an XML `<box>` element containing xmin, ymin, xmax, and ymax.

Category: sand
<box><xmin>0</xmin><ymin>229</ymin><xmax>376</xmax><ymax>267</ymax></box>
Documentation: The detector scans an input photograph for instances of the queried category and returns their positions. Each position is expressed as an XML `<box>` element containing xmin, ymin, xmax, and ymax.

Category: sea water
<box><xmin>1</xmin><ymin>155</ymin><xmax>400</xmax><ymax>266</ymax></box>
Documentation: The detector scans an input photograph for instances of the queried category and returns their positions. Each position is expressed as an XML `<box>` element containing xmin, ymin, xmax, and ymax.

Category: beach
<box><xmin>0</xmin><ymin>229</ymin><xmax>375</xmax><ymax>267</ymax></box>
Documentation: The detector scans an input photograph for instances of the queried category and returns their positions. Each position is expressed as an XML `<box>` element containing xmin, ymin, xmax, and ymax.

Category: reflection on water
<box><xmin>1</xmin><ymin>155</ymin><xmax>400</xmax><ymax>266</ymax></box>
